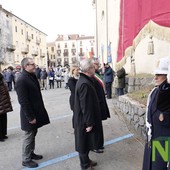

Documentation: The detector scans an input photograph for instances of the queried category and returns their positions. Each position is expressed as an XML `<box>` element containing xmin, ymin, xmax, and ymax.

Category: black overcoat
<box><xmin>73</xmin><ymin>73</ymin><xmax>103</xmax><ymax>153</ymax></box>
<box><xmin>68</xmin><ymin>77</ymin><xmax>78</xmax><ymax>111</ymax></box>
<box><xmin>92</xmin><ymin>74</ymin><xmax>110</xmax><ymax>120</ymax></box>
<box><xmin>142</xmin><ymin>81</ymin><xmax>170</xmax><ymax>170</ymax></box>
<box><xmin>15</xmin><ymin>70</ymin><xmax>50</xmax><ymax>131</ymax></box>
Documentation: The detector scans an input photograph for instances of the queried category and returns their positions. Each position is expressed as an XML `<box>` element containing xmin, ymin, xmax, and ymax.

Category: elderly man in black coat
<box><xmin>15</xmin><ymin>57</ymin><xmax>50</xmax><ymax>168</ymax></box>
<box><xmin>74</xmin><ymin>58</ymin><xmax>102</xmax><ymax>170</ymax></box>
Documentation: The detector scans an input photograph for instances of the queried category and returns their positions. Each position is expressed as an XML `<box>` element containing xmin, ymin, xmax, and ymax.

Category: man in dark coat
<box><xmin>91</xmin><ymin>59</ymin><xmax>110</xmax><ymax>153</ymax></box>
<box><xmin>15</xmin><ymin>58</ymin><xmax>50</xmax><ymax>168</ymax></box>
<box><xmin>74</xmin><ymin>58</ymin><xmax>102</xmax><ymax>170</ymax></box>
<box><xmin>103</xmin><ymin>63</ymin><xmax>114</xmax><ymax>99</ymax></box>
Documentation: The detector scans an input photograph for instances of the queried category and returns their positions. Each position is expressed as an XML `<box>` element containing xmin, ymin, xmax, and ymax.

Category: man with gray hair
<box><xmin>15</xmin><ymin>57</ymin><xmax>50</xmax><ymax>168</ymax></box>
<box><xmin>73</xmin><ymin>58</ymin><xmax>102</xmax><ymax>170</ymax></box>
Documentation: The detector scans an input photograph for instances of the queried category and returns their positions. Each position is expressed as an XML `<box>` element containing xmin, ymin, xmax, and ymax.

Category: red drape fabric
<box><xmin>117</xmin><ymin>0</ymin><xmax>170</xmax><ymax>62</ymax></box>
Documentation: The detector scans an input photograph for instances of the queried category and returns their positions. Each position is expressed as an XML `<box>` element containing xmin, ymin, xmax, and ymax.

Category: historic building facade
<box><xmin>0</xmin><ymin>5</ymin><xmax>47</xmax><ymax>71</ymax></box>
<box><xmin>47</xmin><ymin>34</ymin><xmax>95</xmax><ymax>67</ymax></box>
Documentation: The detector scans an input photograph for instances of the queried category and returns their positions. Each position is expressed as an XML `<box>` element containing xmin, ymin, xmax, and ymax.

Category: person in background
<box><xmin>68</xmin><ymin>65</ymin><xmax>80</xmax><ymax>113</ymax></box>
<box><xmin>0</xmin><ymin>73</ymin><xmax>13</xmax><ymax>142</ymax></box>
<box><xmin>55</xmin><ymin>67</ymin><xmax>62</xmax><ymax>88</ymax></box>
<box><xmin>48</xmin><ymin>67</ymin><xmax>55</xmax><ymax>89</ymax></box>
<box><xmin>115</xmin><ymin>67</ymin><xmax>126</xmax><ymax>96</ymax></box>
<box><xmin>64</xmin><ymin>67</ymin><xmax>70</xmax><ymax>89</ymax></box>
<box><xmin>74</xmin><ymin>58</ymin><xmax>102</xmax><ymax>170</ymax></box>
<box><xmin>40</xmin><ymin>68</ymin><xmax>48</xmax><ymax>90</ymax></box>
<box><xmin>103</xmin><ymin>63</ymin><xmax>114</xmax><ymax>99</ymax></box>
<box><xmin>91</xmin><ymin>59</ymin><xmax>111</xmax><ymax>153</ymax></box>
<box><xmin>4</xmin><ymin>68</ymin><xmax>14</xmax><ymax>91</ymax></box>
<box><xmin>15</xmin><ymin>57</ymin><xmax>50</xmax><ymax>168</ymax></box>
<box><xmin>142</xmin><ymin>56</ymin><xmax>170</xmax><ymax>170</ymax></box>
<box><xmin>35</xmin><ymin>65</ymin><xmax>41</xmax><ymax>85</ymax></box>
<box><xmin>14</xmin><ymin>68</ymin><xmax>21</xmax><ymax>83</ymax></box>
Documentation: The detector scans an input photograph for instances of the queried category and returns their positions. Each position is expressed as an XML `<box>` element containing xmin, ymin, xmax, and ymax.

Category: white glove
<box><xmin>167</xmin><ymin>65</ymin><xmax>170</xmax><ymax>84</ymax></box>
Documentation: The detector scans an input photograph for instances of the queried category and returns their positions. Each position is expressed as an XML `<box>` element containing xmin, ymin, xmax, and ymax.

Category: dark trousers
<box><xmin>0</xmin><ymin>113</ymin><xmax>7</xmax><ymax>139</ymax></box>
<box><xmin>56</xmin><ymin>80</ymin><xmax>61</xmax><ymax>88</ymax></box>
<box><xmin>7</xmin><ymin>82</ymin><xmax>12</xmax><ymax>91</ymax></box>
<box><xmin>79</xmin><ymin>151</ymin><xmax>90</xmax><ymax>169</ymax></box>
<box><xmin>105</xmin><ymin>82</ymin><xmax>112</xmax><ymax>98</ymax></box>
<box><xmin>49</xmin><ymin>80</ymin><xmax>54</xmax><ymax>89</ymax></box>
<box><xmin>22</xmin><ymin>129</ymin><xmax>38</xmax><ymax>162</ymax></box>
<box><xmin>115</xmin><ymin>88</ymin><xmax>124</xmax><ymax>96</ymax></box>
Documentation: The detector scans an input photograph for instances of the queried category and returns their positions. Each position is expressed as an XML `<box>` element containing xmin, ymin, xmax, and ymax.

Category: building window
<box><xmin>65</xmin><ymin>43</ymin><xmax>67</xmax><ymax>48</ymax></box>
<box><xmin>21</xmin><ymin>29</ymin><xmax>23</xmax><ymax>35</ymax></box>
<box><xmin>6</xmin><ymin>21</ymin><xmax>9</xmax><ymax>28</ymax></box>
<box><xmin>72</xmin><ymin>43</ymin><xmax>75</xmax><ymax>48</ymax></box>
<box><xmin>57</xmin><ymin>49</ymin><xmax>61</xmax><ymax>56</ymax></box>
<box><xmin>80</xmin><ymin>41</ymin><xmax>82</xmax><ymax>46</ymax></box>
<box><xmin>31</xmin><ymin>34</ymin><xmax>34</xmax><ymax>39</ymax></box>
<box><xmin>51</xmin><ymin>47</ymin><xmax>54</xmax><ymax>52</ymax></box>
<box><xmin>58</xmin><ymin>43</ymin><xmax>60</xmax><ymax>48</ymax></box>
<box><xmin>15</xmin><ymin>26</ymin><xmax>17</xmax><ymax>32</ymax></box>
<box><xmin>71</xmin><ymin>49</ymin><xmax>76</xmax><ymax>55</ymax></box>
<box><xmin>63</xmin><ymin>49</ymin><xmax>68</xmax><ymax>56</ymax></box>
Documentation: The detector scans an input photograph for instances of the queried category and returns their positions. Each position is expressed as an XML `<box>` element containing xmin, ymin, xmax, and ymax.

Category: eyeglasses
<box><xmin>155</xmin><ymin>74</ymin><xmax>166</xmax><ymax>76</ymax></box>
<box><xmin>27</xmin><ymin>63</ymin><xmax>35</xmax><ymax>66</ymax></box>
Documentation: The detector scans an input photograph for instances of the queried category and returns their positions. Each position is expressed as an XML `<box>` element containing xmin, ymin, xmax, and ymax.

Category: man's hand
<box><xmin>29</xmin><ymin>118</ymin><xmax>36</xmax><ymax>124</ymax></box>
<box><xmin>86</xmin><ymin>126</ymin><xmax>93</xmax><ymax>132</ymax></box>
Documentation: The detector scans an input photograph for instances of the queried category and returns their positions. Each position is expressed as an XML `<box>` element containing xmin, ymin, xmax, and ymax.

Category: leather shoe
<box><xmin>31</xmin><ymin>153</ymin><xmax>43</xmax><ymax>160</ymax></box>
<box><xmin>90</xmin><ymin>160</ymin><xmax>97</xmax><ymax>166</ymax></box>
<box><xmin>92</xmin><ymin>149</ymin><xmax>103</xmax><ymax>153</ymax></box>
<box><xmin>3</xmin><ymin>136</ymin><xmax>8</xmax><ymax>139</ymax></box>
<box><xmin>81</xmin><ymin>165</ymin><xmax>94</xmax><ymax>170</ymax></box>
<box><xmin>22</xmin><ymin>160</ymin><xmax>38</xmax><ymax>168</ymax></box>
<box><xmin>0</xmin><ymin>138</ymin><xmax>5</xmax><ymax>142</ymax></box>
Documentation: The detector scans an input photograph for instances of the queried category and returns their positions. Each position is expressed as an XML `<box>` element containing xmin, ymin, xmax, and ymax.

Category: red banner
<box><xmin>117</xmin><ymin>0</ymin><xmax>170</xmax><ymax>62</ymax></box>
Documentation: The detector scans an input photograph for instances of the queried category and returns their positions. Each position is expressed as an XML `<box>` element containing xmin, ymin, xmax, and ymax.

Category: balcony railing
<box><xmin>32</xmin><ymin>50</ymin><xmax>38</xmax><ymax>56</ymax></box>
<box><xmin>40</xmin><ymin>53</ymin><xmax>45</xmax><ymax>58</ymax></box>
<box><xmin>21</xmin><ymin>48</ymin><xmax>29</xmax><ymax>54</ymax></box>
<box><xmin>79</xmin><ymin>52</ymin><xmax>84</xmax><ymax>56</ymax></box>
<box><xmin>36</xmin><ymin>39</ymin><xmax>41</xmax><ymax>45</ymax></box>
<box><xmin>6</xmin><ymin>45</ymin><xmax>16</xmax><ymax>52</ymax></box>
<box><xmin>27</xmin><ymin>35</ymin><xmax>31</xmax><ymax>41</ymax></box>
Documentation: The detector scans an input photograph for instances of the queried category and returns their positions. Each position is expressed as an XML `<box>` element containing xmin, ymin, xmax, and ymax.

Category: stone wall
<box><xmin>113</xmin><ymin>76</ymin><xmax>154</xmax><ymax>140</ymax></box>
<box><xmin>114</xmin><ymin>95</ymin><xmax>146</xmax><ymax>139</ymax></box>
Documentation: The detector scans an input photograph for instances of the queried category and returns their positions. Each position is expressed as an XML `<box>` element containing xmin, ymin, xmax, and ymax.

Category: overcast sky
<box><xmin>0</xmin><ymin>0</ymin><xmax>95</xmax><ymax>42</ymax></box>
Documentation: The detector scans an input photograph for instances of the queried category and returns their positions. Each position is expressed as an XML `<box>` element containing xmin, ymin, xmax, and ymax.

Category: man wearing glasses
<box><xmin>15</xmin><ymin>57</ymin><xmax>50</xmax><ymax>168</ymax></box>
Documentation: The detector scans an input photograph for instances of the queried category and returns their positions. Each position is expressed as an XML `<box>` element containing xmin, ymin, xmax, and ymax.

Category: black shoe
<box><xmin>22</xmin><ymin>160</ymin><xmax>38</xmax><ymax>168</ymax></box>
<box><xmin>31</xmin><ymin>153</ymin><xmax>43</xmax><ymax>160</ymax></box>
<box><xmin>3</xmin><ymin>136</ymin><xmax>8</xmax><ymax>139</ymax></box>
<box><xmin>100</xmin><ymin>146</ymin><xmax>104</xmax><ymax>149</ymax></box>
<box><xmin>92</xmin><ymin>149</ymin><xmax>103</xmax><ymax>153</ymax></box>
<box><xmin>90</xmin><ymin>160</ymin><xmax>97</xmax><ymax>166</ymax></box>
<box><xmin>81</xmin><ymin>166</ymin><xmax>94</xmax><ymax>170</ymax></box>
<box><xmin>0</xmin><ymin>138</ymin><xmax>5</xmax><ymax>142</ymax></box>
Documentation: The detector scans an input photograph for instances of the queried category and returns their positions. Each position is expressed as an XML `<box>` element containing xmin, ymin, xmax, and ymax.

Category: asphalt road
<box><xmin>0</xmin><ymin>85</ymin><xmax>144</xmax><ymax>170</ymax></box>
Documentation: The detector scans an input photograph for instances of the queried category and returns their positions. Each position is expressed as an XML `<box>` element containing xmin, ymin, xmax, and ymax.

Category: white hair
<box><xmin>80</xmin><ymin>59</ymin><xmax>94</xmax><ymax>72</ymax></box>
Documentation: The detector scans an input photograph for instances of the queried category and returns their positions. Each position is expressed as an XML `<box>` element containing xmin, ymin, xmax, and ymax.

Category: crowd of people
<box><xmin>1</xmin><ymin>65</ymin><xmax>70</xmax><ymax>91</ymax></box>
<box><xmin>2</xmin><ymin>56</ymin><xmax>170</xmax><ymax>170</ymax></box>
